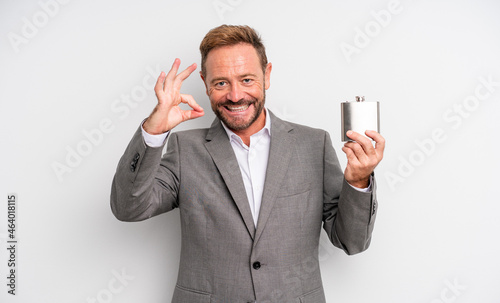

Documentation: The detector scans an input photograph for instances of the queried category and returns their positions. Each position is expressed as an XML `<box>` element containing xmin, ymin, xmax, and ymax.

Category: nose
<box><xmin>226</xmin><ymin>83</ymin><xmax>244</xmax><ymax>102</ymax></box>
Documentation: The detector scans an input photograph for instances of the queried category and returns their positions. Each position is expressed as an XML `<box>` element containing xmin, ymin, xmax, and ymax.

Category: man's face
<box><xmin>201</xmin><ymin>43</ymin><xmax>272</xmax><ymax>133</ymax></box>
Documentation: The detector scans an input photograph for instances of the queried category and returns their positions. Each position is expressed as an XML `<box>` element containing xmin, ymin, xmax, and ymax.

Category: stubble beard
<box><xmin>212</xmin><ymin>91</ymin><xmax>266</xmax><ymax>132</ymax></box>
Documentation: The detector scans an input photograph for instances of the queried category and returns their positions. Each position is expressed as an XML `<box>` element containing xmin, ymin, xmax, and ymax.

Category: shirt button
<box><xmin>253</xmin><ymin>261</ymin><xmax>261</xmax><ymax>270</ymax></box>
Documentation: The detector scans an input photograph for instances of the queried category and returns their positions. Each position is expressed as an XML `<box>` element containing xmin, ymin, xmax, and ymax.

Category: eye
<box><xmin>242</xmin><ymin>78</ymin><xmax>253</xmax><ymax>84</ymax></box>
<box><xmin>215</xmin><ymin>81</ymin><xmax>227</xmax><ymax>88</ymax></box>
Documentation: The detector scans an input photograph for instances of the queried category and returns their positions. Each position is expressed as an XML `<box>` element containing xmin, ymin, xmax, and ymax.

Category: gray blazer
<box><xmin>111</xmin><ymin>111</ymin><xmax>377</xmax><ymax>303</ymax></box>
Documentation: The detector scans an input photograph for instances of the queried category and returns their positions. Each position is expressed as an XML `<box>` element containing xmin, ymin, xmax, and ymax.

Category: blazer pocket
<box><xmin>278</xmin><ymin>181</ymin><xmax>312</xmax><ymax>197</ymax></box>
<box><xmin>299</xmin><ymin>286</ymin><xmax>326</xmax><ymax>303</ymax></box>
<box><xmin>172</xmin><ymin>285</ymin><xmax>211</xmax><ymax>303</ymax></box>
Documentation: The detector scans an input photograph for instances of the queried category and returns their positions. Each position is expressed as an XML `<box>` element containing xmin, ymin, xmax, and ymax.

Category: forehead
<box><xmin>205</xmin><ymin>43</ymin><xmax>262</xmax><ymax>78</ymax></box>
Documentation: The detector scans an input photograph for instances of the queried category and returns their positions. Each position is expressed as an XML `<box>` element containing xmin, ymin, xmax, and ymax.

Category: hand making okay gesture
<box><xmin>143</xmin><ymin>58</ymin><xmax>205</xmax><ymax>135</ymax></box>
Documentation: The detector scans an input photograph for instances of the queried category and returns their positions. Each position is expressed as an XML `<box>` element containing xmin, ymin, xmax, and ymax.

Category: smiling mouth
<box><xmin>225</xmin><ymin>104</ymin><xmax>250</xmax><ymax>112</ymax></box>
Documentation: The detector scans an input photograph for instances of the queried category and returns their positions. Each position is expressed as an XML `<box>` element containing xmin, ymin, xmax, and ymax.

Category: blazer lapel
<box><xmin>254</xmin><ymin>112</ymin><xmax>295</xmax><ymax>244</ymax></box>
<box><xmin>205</xmin><ymin>118</ymin><xmax>256</xmax><ymax>239</ymax></box>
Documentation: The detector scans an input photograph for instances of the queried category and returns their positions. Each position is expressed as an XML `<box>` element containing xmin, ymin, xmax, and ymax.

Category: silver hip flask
<box><xmin>341</xmin><ymin>96</ymin><xmax>380</xmax><ymax>142</ymax></box>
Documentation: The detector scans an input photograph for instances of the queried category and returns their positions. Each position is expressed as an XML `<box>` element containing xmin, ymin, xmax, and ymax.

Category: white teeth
<box><xmin>226</xmin><ymin>104</ymin><xmax>249</xmax><ymax>112</ymax></box>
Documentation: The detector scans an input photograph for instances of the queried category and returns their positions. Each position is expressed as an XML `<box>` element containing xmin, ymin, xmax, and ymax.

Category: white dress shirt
<box><xmin>141</xmin><ymin>108</ymin><xmax>370</xmax><ymax>227</ymax></box>
<box><xmin>220</xmin><ymin>109</ymin><xmax>271</xmax><ymax>227</ymax></box>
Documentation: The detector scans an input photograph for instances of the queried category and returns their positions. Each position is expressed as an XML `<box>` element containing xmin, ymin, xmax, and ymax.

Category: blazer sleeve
<box><xmin>110</xmin><ymin>125</ymin><xmax>180</xmax><ymax>221</ymax></box>
<box><xmin>322</xmin><ymin>131</ymin><xmax>378</xmax><ymax>255</ymax></box>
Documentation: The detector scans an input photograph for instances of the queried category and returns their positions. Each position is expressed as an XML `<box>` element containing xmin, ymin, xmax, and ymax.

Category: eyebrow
<box><xmin>239</xmin><ymin>73</ymin><xmax>258</xmax><ymax>79</ymax></box>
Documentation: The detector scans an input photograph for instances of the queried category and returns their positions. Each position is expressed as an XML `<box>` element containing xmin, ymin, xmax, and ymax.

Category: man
<box><xmin>111</xmin><ymin>25</ymin><xmax>385</xmax><ymax>303</ymax></box>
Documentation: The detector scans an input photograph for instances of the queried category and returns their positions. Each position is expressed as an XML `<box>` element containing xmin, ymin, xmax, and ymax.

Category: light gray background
<box><xmin>1</xmin><ymin>0</ymin><xmax>499</xmax><ymax>302</ymax></box>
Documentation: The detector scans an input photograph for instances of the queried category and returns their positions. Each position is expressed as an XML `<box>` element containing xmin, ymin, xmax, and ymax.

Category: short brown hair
<box><xmin>199</xmin><ymin>25</ymin><xmax>268</xmax><ymax>78</ymax></box>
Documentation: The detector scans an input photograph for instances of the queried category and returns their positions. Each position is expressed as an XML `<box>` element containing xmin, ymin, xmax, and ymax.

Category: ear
<box><xmin>200</xmin><ymin>71</ymin><xmax>209</xmax><ymax>95</ymax></box>
<box><xmin>264</xmin><ymin>62</ymin><xmax>272</xmax><ymax>90</ymax></box>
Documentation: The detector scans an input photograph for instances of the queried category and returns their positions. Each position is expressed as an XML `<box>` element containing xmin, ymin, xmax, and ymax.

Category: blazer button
<box><xmin>130</xmin><ymin>153</ymin><xmax>140</xmax><ymax>172</ymax></box>
<box><xmin>252</xmin><ymin>261</ymin><xmax>261</xmax><ymax>270</ymax></box>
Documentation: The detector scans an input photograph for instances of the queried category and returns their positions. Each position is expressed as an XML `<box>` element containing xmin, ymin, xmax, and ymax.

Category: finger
<box><xmin>179</xmin><ymin>95</ymin><xmax>205</xmax><ymax>121</ymax></box>
<box><xmin>365</xmin><ymin>130</ymin><xmax>386</xmax><ymax>158</ymax></box>
<box><xmin>176</xmin><ymin>63</ymin><xmax>198</xmax><ymax>82</ymax></box>
<box><xmin>346</xmin><ymin>130</ymin><xmax>375</xmax><ymax>156</ymax></box>
<box><xmin>180</xmin><ymin>94</ymin><xmax>204</xmax><ymax>113</ymax></box>
<box><xmin>342</xmin><ymin>146</ymin><xmax>360</xmax><ymax>166</ymax></box>
<box><xmin>165</xmin><ymin>58</ymin><xmax>182</xmax><ymax>88</ymax></box>
<box><xmin>173</xmin><ymin>63</ymin><xmax>197</xmax><ymax>90</ymax></box>
<box><xmin>154</xmin><ymin>71</ymin><xmax>167</xmax><ymax>98</ymax></box>
<box><xmin>180</xmin><ymin>108</ymin><xmax>205</xmax><ymax>121</ymax></box>
<box><xmin>343</xmin><ymin>141</ymin><xmax>368</xmax><ymax>163</ymax></box>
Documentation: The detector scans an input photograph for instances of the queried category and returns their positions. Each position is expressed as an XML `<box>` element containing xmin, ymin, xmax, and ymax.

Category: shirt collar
<box><xmin>221</xmin><ymin>107</ymin><xmax>271</xmax><ymax>143</ymax></box>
